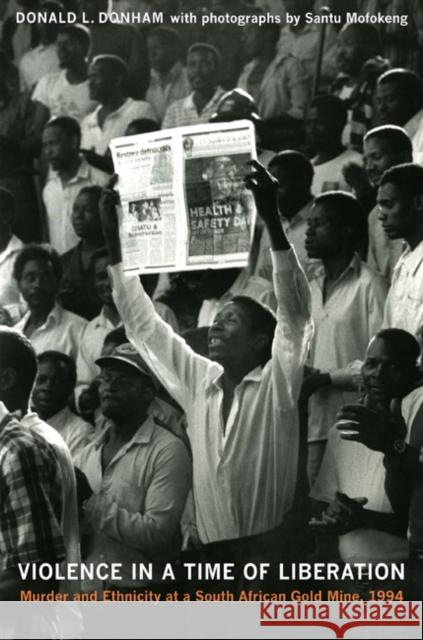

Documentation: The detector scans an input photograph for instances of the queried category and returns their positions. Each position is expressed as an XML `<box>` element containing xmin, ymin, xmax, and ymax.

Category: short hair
<box><xmin>91</xmin><ymin>54</ymin><xmax>129</xmax><ymax>83</ymax></box>
<box><xmin>313</xmin><ymin>191</ymin><xmax>367</xmax><ymax>242</ymax></box>
<box><xmin>269</xmin><ymin>150</ymin><xmax>314</xmax><ymax>188</ymax></box>
<box><xmin>126</xmin><ymin>118</ymin><xmax>160</xmax><ymax>134</ymax></box>
<box><xmin>380</xmin><ymin>163</ymin><xmax>423</xmax><ymax>198</ymax></box>
<box><xmin>45</xmin><ymin>115</ymin><xmax>81</xmax><ymax>142</ymax></box>
<box><xmin>0</xmin><ymin>328</ymin><xmax>38</xmax><ymax>397</ymax></box>
<box><xmin>0</xmin><ymin>188</ymin><xmax>16</xmax><ymax>223</ymax></box>
<box><xmin>364</xmin><ymin>125</ymin><xmax>413</xmax><ymax>157</ymax></box>
<box><xmin>231</xmin><ymin>295</ymin><xmax>276</xmax><ymax>366</ymax></box>
<box><xmin>57</xmin><ymin>24</ymin><xmax>92</xmax><ymax>57</ymax></box>
<box><xmin>37</xmin><ymin>350</ymin><xmax>77</xmax><ymax>389</ymax></box>
<box><xmin>374</xmin><ymin>328</ymin><xmax>421</xmax><ymax>372</ymax></box>
<box><xmin>187</xmin><ymin>43</ymin><xmax>221</xmax><ymax>68</ymax></box>
<box><xmin>77</xmin><ymin>185</ymin><xmax>102</xmax><ymax>204</ymax></box>
<box><xmin>341</xmin><ymin>23</ymin><xmax>382</xmax><ymax>55</ymax></box>
<box><xmin>378</xmin><ymin>68</ymin><xmax>423</xmax><ymax>107</ymax></box>
<box><xmin>13</xmin><ymin>244</ymin><xmax>62</xmax><ymax>283</ymax></box>
<box><xmin>147</xmin><ymin>26</ymin><xmax>184</xmax><ymax>55</ymax></box>
<box><xmin>309</xmin><ymin>94</ymin><xmax>348</xmax><ymax>128</ymax></box>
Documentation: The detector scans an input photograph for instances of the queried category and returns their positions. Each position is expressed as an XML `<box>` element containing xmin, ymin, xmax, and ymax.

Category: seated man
<box><xmin>99</xmin><ymin>162</ymin><xmax>313</xmax><ymax>584</ymax></box>
<box><xmin>32</xmin><ymin>350</ymin><xmax>93</xmax><ymax>459</ymax></box>
<box><xmin>310</xmin><ymin>330</ymin><xmax>417</xmax><ymax>570</ymax></box>
<box><xmin>75</xmin><ymin>342</ymin><xmax>191</xmax><ymax>592</ymax></box>
<box><xmin>13</xmin><ymin>244</ymin><xmax>87</xmax><ymax>360</ymax></box>
<box><xmin>237</xmin><ymin>19</ymin><xmax>309</xmax><ymax>121</ymax></box>
<box><xmin>60</xmin><ymin>186</ymin><xmax>105</xmax><ymax>320</ymax></box>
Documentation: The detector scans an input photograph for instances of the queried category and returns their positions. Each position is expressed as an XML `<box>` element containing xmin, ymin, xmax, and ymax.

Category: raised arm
<box><xmin>99</xmin><ymin>179</ymin><xmax>215</xmax><ymax>410</ymax></box>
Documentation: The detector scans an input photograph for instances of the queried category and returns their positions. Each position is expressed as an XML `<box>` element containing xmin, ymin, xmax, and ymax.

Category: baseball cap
<box><xmin>210</xmin><ymin>88</ymin><xmax>261</xmax><ymax>124</ymax></box>
<box><xmin>96</xmin><ymin>343</ymin><xmax>159</xmax><ymax>390</ymax></box>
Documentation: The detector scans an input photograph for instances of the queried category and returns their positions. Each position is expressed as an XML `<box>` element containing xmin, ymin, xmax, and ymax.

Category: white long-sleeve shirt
<box><xmin>110</xmin><ymin>248</ymin><xmax>313</xmax><ymax>543</ymax></box>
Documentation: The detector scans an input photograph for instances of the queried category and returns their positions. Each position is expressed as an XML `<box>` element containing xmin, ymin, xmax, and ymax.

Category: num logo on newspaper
<box><xmin>260</xmin><ymin>601</ymin><xmax>421</xmax><ymax>638</ymax></box>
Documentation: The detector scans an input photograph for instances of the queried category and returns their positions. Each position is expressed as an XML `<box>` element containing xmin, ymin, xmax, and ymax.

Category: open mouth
<box><xmin>208</xmin><ymin>337</ymin><xmax>225</xmax><ymax>348</ymax></box>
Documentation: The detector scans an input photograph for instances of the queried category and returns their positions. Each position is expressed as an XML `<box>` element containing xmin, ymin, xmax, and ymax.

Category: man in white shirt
<box><xmin>146</xmin><ymin>27</ymin><xmax>191</xmax><ymax>123</ymax></box>
<box><xmin>307</xmin><ymin>94</ymin><xmax>363</xmax><ymax>194</ymax></box>
<box><xmin>378</xmin><ymin>163</ymin><xmax>423</xmax><ymax>339</ymax></box>
<box><xmin>364</xmin><ymin>125</ymin><xmax>411</xmax><ymax>282</ymax></box>
<box><xmin>42</xmin><ymin>116</ymin><xmax>108</xmax><ymax>254</ymax></box>
<box><xmin>32</xmin><ymin>350</ymin><xmax>93</xmax><ymax>459</ymax></box>
<box><xmin>32</xmin><ymin>23</ymin><xmax>96</xmax><ymax>135</ymax></box>
<box><xmin>99</xmin><ymin>162</ymin><xmax>313</xmax><ymax>571</ymax></box>
<box><xmin>375</xmin><ymin>68</ymin><xmax>423</xmax><ymax>141</ymax></box>
<box><xmin>13</xmin><ymin>244</ymin><xmax>87</xmax><ymax>360</ymax></box>
<box><xmin>162</xmin><ymin>43</ymin><xmax>225</xmax><ymax>130</ymax></box>
<box><xmin>81</xmin><ymin>55</ymin><xmax>157</xmax><ymax>160</ymax></box>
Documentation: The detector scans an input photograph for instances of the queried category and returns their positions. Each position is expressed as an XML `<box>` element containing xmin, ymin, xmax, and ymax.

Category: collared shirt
<box><xmin>254</xmin><ymin>201</ymin><xmax>321</xmax><ymax>283</ymax></box>
<box><xmin>197</xmin><ymin>269</ymin><xmax>277</xmax><ymax>327</ymax></box>
<box><xmin>367</xmin><ymin>204</ymin><xmax>404</xmax><ymax>283</ymax></box>
<box><xmin>110</xmin><ymin>248</ymin><xmax>313</xmax><ymax>543</ymax></box>
<box><xmin>276</xmin><ymin>22</ymin><xmax>338</xmax><ymax>89</ymax></box>
<box><xmin>146</xmin><ymin>62</ymin><xmax>191</xmax><ymax>123</ymax></box>
<box><xmin>383</xmin><ymin>239</ymin><xmax>423</xmax><ymax>338</ymax></box>
<box><xmin>14</xmin><ymin>302</ymin><xmax>88</xmax><ymax>361</ymax></box>
<box><xmin>312</xmin><ymin>149</ymin><xmax>363</xmax><ymax>194</ymax></box>
<box><xmin>80</xmin><ymin>98</ymin><xmax>158</xmax><ymax>156</ymax></box>
<box><xmin>19</xmin><ymin>42</ymin><xmax>59</xmax><ymax>93</ymax></box>
<box><xmin>0</xmin><ymin>234</ymin><xmax>23</xmax><ymax>307</ymax></box>
<box><xmin>308</xmin><ymin>254</ymin><xmax>388</xmax><ymax>442</ymax></box>
<box><xmin>0</xmin><ymin>403</ymin><xmax>64</xmax><ymax>570</ymax></box>
<box><xmin>162</xmin><ymin>88</ymin><xmax>226</xmax><ymax>130</ymax></box>
<box><xmin>47</xmin><ymin>406</ymin><xmax>94</xmax><ymax>459</ymax></box>
<box><xmin>310</xmin><ymin>421</ymin><xmax>409</xmax><ymax>563</ymax></box>
<box><xmin>75</xmin><ymin>416</ymin><xmax>191</xmax><ymax>588</ymax></box>
<box><xmin>42</xmin><ymin>156</ymin><xmax>108</xmax><ymax>255</ymax></box>
<box><xmin>32</xmin><ymin>69</ymin><xmax>97</xmax><ymax>123</ymax></box>
<box><xmin>22</xmin><ymin>411</ymin><xmax>81</xmax><ymax>593</ymax></box>
<box><xmin>237</xmin><ymin>54</ymin><xmax>309</xmax><ymax>120</ymax></box>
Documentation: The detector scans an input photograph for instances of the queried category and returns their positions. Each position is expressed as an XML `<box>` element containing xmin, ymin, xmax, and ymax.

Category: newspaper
<box><xmin>109</xmin><ymin>120</ymin><xmax>257</xmax><ymax>274</ymax></box>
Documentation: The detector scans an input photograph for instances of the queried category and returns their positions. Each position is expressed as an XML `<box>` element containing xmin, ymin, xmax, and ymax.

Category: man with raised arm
<box><xmin>99</xmin><ymin>162</ymin><xmax>313</xmax><ymax>567</ymax></box>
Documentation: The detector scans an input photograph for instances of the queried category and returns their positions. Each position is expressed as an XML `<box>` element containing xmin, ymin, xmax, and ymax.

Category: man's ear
<box><xmin>0</xmin><ymin>367</ymin><xmax>18</xmax><ymax>393</ymax></box>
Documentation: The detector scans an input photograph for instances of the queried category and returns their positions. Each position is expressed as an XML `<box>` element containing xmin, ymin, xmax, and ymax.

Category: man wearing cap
<box><xmin>162</xmin><ymin>43</ymin><xmax>225</xmax><ymax>130</ymax></box>
<box><xmin>75</xmin><ymin>342</ymin><xmax>191</xmax><ymax>593</ymax></box>
<box><xmin>99</xmin><ymin>163</ymin><xmax>313</xmax><ymax>586</ymax></box>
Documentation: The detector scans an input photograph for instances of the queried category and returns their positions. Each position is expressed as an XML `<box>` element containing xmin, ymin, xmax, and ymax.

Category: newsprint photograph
<box><xmin>0</xmin><ymin>0</ymin><xmax>423</xmax><ymax>638</ymax></box>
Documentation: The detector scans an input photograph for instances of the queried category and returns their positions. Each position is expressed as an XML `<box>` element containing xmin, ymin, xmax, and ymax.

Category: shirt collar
<box><xmin>206</xmin><ymin>364</ymin><xmax>263</xmax><ymax>393</ymax></box>
<box><xmin>398</xmin><ymin>239</ymin><xmax>423</xmax><ymax>275</ymax></box>
<box><xmin>93</xmin><ymin>414</ymin><xmax>156</xmax><ymax>451</ymax></box>
<box><xmin>21</xmin><ymin>302</ymin><xmax>62</xmax><ymax>330</ymax></box>
<box><xmin>47</xmin><ymin>155</ymin><xmax>91</xmax><ymax>183</ymax></box>
<box><xmin>315</xmin><ymin>252</ymin><xmax>362</xmax><ymax>282</ymax></box>
<box><xmin>186</xmin><ymin>87</ymin><xmax>224</xmax><ymax>112</ymax></box>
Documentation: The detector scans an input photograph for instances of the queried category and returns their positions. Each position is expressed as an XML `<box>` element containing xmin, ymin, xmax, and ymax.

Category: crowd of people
<box><xmin>1</xmin><ymin>0</ymin><xmax>423</xmax><ymax>602</ymax></box>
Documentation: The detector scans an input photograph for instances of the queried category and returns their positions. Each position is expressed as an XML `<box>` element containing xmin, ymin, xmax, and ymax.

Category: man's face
<box><xmin>147</xmin><ymin>35</ymin><xmax>176</xmax><ymax>74</ymax></box>
<box><xmin>362</xmin><ymin>337</ymin><xmax>412</xmax><ymax>407</ymax></box>
<box><xmin>363</xmin><ymin>137</ymin><xmax>400</xmax><ymax>188</ymax></box>
<box><xmin>305</xmin><ymin>204</ymin><xmax>342</xmax><ymax>259</ymax></box>
<box><xmin>94</xmin><ymin>256</ymin><xmax>113</xmax><ymax>306</ymax></box>
<box><xmin>57</xmin><ymin>33</ymin><xmax>83</xmax><ymax>68</ymax></box>
<box><xmin>186</xmin><ymin>50</ymin><xmax>218</xmax><ymax>92</ymax></box>
<box><xmin>32</xmin><ymin>359</ymin><xmax>72</xmax><ymax>419</ymax></box>
<box><xmin>208</xmin><ymin>301</ymin><xmax>257</xmax><ymax>365</ymax></box>
<box><xmin>377</xmin><ymin>182</ymin><xmax>415</xmax><ymax>240</ymax></box>
<box><xmin>88</xmin><ymin>62</ymin><xmax>111</xmax><ymax>102</ymax></box>
<box><xmin>376</xmin><ymin>81</ymin><xmax>408</xmax><ymax>126</ymax></box>
<box><xmin>72</xmin><ymin>192</ymin><xmax>101</xmax><ymax>239</ymax></box>
<box><xmin>42</xmin><ymin>126</ymin><xmax>76</xmax><ymax>170</ymax></box>
<box><xmin>98</xmin><ymin>362</ymin><xmax>150</xmax><ymax>420</ymax></box>
<box><xmin>18</xmin><ymin>259</ymin><xmax>58</xmax><ymax>312</ymax></box>
<box><xmin>306</xmin><ymin>106</ymin><xmax>336</xmax><ymax>150</ymax></box>
<box><xmin>336</xmin><ymin>29</ymin><xmax>364</xmax><ymax>76</ymax></box>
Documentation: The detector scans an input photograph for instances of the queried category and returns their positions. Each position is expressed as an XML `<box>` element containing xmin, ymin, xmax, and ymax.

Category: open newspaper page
<box><xmin>110</xmin><ymin>120</ymin><xmax>257</xmax><ymax>273</ymax></box>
